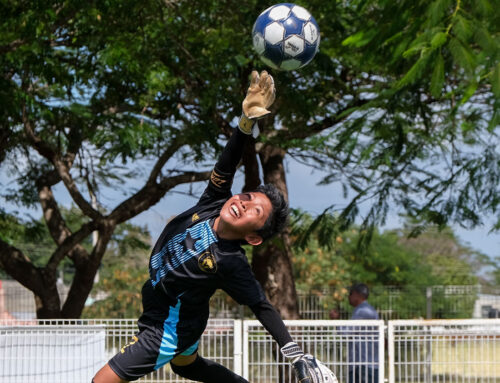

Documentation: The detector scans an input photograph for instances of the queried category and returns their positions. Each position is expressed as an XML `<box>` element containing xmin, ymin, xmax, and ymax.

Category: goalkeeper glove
<box><xmin>238</xmin><ymin>70</ymin><xmax>276</xmax><ymax>137</ymax></box>
<box><xmin>281</xmin><ymin>342</ymin><xmax>339</xmax><ymax>383</ymax></box>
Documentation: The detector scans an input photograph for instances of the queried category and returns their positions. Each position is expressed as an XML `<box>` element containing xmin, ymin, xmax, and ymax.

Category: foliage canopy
<box><xmin>0</xmin><ymin>0</ymin><xmax>498</xmax><ymax>318</ymax></box>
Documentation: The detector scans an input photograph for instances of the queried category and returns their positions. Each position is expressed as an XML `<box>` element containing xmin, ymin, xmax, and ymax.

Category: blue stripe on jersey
<box><xmin>150</xmin><ymin>220</ymin><xmax>218</xmax><ymax>286</ymax></box>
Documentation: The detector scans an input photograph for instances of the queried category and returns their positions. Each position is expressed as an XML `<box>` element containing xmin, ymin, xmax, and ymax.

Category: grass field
<box><xmin>431</xmin><ymin>338</ymin><xmax>500</xmax><ymax>379</ymax></box>
<box><xmin>395</xmin><ymin>337</ymin><xmax>500</xmax><ymax>382</ymax></box>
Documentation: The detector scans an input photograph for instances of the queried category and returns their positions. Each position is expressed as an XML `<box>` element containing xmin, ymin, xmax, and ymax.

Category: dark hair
<box><xmin>253</xmin><ymin>184</ymin><xmax>288</xmax><ymax>241</ymax></box>
<box><xmin>350</xmin><ymin>283</ymin><xmax>369</xmax><ymax>299</ymax></box>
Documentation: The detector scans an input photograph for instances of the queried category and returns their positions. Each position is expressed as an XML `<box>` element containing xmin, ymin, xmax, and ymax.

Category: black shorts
<box><xmin>108</xmin><ymin>283</ymin><xmax>203</xmax><ymax>381</ymax></box>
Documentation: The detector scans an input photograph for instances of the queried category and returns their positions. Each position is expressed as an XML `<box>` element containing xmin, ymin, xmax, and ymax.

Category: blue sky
<box><xmin>130</xmin><ymin>158</ymin><xmax>500</xmax><ymax>261</ymax></box>
<box><xmin>1</xmin><ymin>156</ymin><xmax>499</xmax><ymax>262</ymax></box>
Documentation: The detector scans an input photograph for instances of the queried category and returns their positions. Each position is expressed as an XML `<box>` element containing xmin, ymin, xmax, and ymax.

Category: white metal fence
<box><xmin>0</xmin><ymin>319</ymin><xmax>499</xmax><ymax>383</ymax></box>
<box><xmin>243</xmin><ymin>320</ymin><xmax>384</xmax><ymax>383</ymax></box>
<box><xmin>388</xmin><ymin>319</ymin><xmax>500</xmax><ymax>383</ymax></box>
<box><xmin>0</xmin><ymin>319</ymin><xmax>236</xmax><ymax>383</ymax></box>
<box><xmin>3</xmin><ymin>281</ymin><xmax>500</xmax><ymax>321</ymax></box>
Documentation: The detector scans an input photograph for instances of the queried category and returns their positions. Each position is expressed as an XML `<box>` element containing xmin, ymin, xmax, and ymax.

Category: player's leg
<box><xmin>93</xmin><ymin>363</ymin><xmax>128</xmax><ymax>383</ymax></box>
<box><xmin>93</xmin><ymin>316</ymin><xmax>166</xmax><ymax>382</ymax></box>
<box><xmin>171</xmin><ymin>352</ymin><xmax>249</xmax><ymax>383</ymax></box>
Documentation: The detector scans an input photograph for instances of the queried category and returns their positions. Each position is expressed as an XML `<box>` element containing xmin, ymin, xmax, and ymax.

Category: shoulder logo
<box><xmin>210</xmin><ymin>170</ymin><xmax>226</xmax><ymax>188</ymax></box>
<box><xmin>192</xmin><ymin>213</ymin><xmax>200</xmax><ymax>222</ymax></box>
<box><xmin>198</xmin><ymin>251</ymin><xmax>217</xmax><ymax>273</ymax></box>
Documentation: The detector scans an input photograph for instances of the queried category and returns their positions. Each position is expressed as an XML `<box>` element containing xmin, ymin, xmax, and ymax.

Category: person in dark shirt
<box><xmin>93</xmin><ymin>71</ymin><xmax>337</xmax><ymax>383</ymax></box>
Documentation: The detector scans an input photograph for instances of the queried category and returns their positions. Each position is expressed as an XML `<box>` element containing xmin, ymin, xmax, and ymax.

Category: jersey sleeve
<box><xmin>198</xmin><ymin>128</ymin><xmax>249</xmax><ymax>203</ymax></box>
<box><xmin>249</xmin><ymin>299</ymin><xmax>293</xmax><ymax>348</ymax></box>
<box><xmin>219</xmin><ymin>252</ymin><xmax>266</xmax><ymax>307</ymax></box>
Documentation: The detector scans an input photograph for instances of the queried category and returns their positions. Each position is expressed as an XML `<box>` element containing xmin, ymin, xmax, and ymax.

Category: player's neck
<box><xmin>212</xmin><ymin>216</ymin><xmax>243</xmax><ymax>241</ymax></box>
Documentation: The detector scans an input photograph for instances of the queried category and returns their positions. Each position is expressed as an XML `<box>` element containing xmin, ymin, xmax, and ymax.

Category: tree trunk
<box><xmin>252</xmin><ymin>144</ymin><xmax>300</xmax><ymax>319</ymax></box>
<box><xmin>241</xmin><ymin>137</ymin><xmax>261</xmax><ymax>192</ymax></box>
<box><xmin>0</xmin><ymin>240</ymin><xmax>64</xmax><ymax>318</ymax></box>
<box><xmin>62</xmin><ymin>223</ymin><xmax>115</xmax><ymax>318</ymax></box>
<box><xmin>61</xmin><ymin>263</ymin><xmax>100</xmax><ymax>318</ymax></box>
<box><xmin>34</xmin><ymin>270</ymin><xmax>61</xmax><ymax>319</ymax></box>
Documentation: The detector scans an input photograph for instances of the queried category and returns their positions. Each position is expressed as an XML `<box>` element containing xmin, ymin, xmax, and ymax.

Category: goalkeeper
<box><xmin>93</xmin><ymin>71</ymin><xmax>336</xmax><ymax>383</ymax></box>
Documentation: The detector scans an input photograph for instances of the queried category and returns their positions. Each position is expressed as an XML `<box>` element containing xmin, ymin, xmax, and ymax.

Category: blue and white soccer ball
<box><xmin>252</xmin><ymin>3</ymin><xmax>320</xmax><ymax>71</ymax></box>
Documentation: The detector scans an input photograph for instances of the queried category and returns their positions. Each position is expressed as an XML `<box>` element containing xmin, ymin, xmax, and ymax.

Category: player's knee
<box><xmin>93</xmin><ymin>363</ymin><xmax>127</xmax><ymax>383</ymax></box>
<box><xmin>171</xmin><ymin>352</ymin><xmax>198</xmax><ymax>366</ymax></box>
<box><xmin>170</xmin><ymin>359</ymin><xmax>195</xmax><ymax>378</ymax></box>
<box><xmin>171</xmin><ymin>355</ymin><xmax>248</xmax><ymax>383</ymax></box>
<box><xmin>171</xmin><ymin>355</ymin><xmax>210</xmax><ymax>380</ymax></box>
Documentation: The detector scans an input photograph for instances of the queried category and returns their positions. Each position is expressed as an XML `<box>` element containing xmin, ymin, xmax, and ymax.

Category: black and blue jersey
<box><xmin>148</xmin><ymin>168</ymin><xmax>266</xmax><ymax>313</ymax></box>
<box><xmin>108</xmin><ymin>129</ymin><xmax>292</xmax><ymax>381</ymax></box>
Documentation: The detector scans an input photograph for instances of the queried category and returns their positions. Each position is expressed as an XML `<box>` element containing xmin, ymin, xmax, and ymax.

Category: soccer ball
<box><xmin>252</xmin><ymin>3</ymin><xmax>320</xmax><ymax>71</ymax></box>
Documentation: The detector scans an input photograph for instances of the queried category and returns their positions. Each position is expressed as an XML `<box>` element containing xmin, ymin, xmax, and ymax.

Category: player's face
<box><xmin>219</xmin><ymin>192</ymin><xmax>272</xmax><ymax>238</ymax></box>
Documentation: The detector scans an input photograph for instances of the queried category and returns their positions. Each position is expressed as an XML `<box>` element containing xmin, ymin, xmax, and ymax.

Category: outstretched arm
<box><xmin>250</xmin><ymin>299</ymin><xmax>293</xmax><ymax>347</ymax></box>
<box><xmin>203</xmin><ymin>70</ymin><xmax>276</xmax><ymax>198</ymax></box>
<box><xmin>251</xmin><ymin>299</ymin><xmax>338</xmax><ymax>383</ymax></box>
<box><xmin>216</xmin><ymin>70</ymin><xmax>275</xmax><ymax>174</ymax></box>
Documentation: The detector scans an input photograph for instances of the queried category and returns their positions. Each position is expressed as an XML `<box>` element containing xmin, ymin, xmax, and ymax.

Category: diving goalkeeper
<box><xmin>93</xmin><ymin>71</ymin><xmax>337</xmax><ymax>383</ymax></box>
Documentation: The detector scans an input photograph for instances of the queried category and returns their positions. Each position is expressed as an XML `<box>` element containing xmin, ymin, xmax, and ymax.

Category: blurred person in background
<box><xmin>330</xmin><ymin>283</ymin><xmax>379</xmax><ymax>383</ymax></box>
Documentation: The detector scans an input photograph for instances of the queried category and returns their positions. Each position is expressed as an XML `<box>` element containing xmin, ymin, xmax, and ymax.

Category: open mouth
<box><xmin>230</xmin><ymin>203</ymin><xmax>240</xmax><ymax>218</ymax></box>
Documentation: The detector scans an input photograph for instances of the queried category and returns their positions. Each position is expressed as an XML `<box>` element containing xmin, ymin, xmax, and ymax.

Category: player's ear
<box><xmin>245</xmin><ymin>233</ymin><xmax>263</xmax><ymax>246</ymax></box>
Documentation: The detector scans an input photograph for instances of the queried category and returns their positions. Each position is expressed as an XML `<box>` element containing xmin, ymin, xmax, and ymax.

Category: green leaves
<box><xmin>430</xmin><ymin>32</ymin><xmax>448</xmax><ymax>49</ymax></box>
<box><xmin>1</xmin><ymin>0</ymin><xmax>499</xmax><ymax>318</ymax></box>
<box><xmin>430</xmin><ymin>52</ymin><xmax>445</xmax><ymax>97</ymax></box>
<box><xmin>398</xmin><ymin>50</ymin><xmax>432</xmax><ymax>88</ymax></box>
<box><xmin>342</xmin><ymin>30</ymin><xmax>376</xmax><ymax>48</ymax></box>
<box><xmin>448</xmin><ymin>36</ymin><xmax>477</xmax><ymax>75</ymax></box>
<box><xmin>492</xmin><ymin>62</ymin><xmax>500</xmax><ymax>98</ymax></box>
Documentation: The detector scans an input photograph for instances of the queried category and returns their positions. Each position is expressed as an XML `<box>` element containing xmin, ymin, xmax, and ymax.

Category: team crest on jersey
<box><xmin>192</xmin><ymin>213</ymin><xmax>200</xmax><ymax>222</ymax></box>
<box><xmin>198</xmin><ymin>251</ymin><xmax>217</xmax><ymax>273</ymax></box>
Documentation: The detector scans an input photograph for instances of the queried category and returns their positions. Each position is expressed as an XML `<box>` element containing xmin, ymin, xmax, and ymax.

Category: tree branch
<box><xmin>147</xmin><ymin>135</ymin><xmax>186</xmax><ymax>184</ymax></box>
<box><xmin>21</xmin><ymin>100</ymin><xmax>101</xmax><ymax>220</ymax></box>
<box><xmin>46</xmin><ymin>221</ymin><xmax>95</xmax><ymax>271</ymax></box>
<box><xmin>109</xmin><ymin>170</ymin><xmax>211</xmax><ymax>223</ymax></box>
<box><xmin>0</xmin><ymin>239</ymin><xmax>42</xmax><ymax>292</ymax></box>
<box><xmin>273</xmin><ymin>99</ymin><xmax>369</xmax><ymax>142</ymax></box>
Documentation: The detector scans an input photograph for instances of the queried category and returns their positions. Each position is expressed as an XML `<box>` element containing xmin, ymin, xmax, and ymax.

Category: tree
<box><xmin>290</xmin><ymin>209</ymin><xmax>489</xmax><ymax>318</ymax></box>
<box><xmin>1</xmin><ymin>0</ymin><xmax>498</xmax><ymax>320</ymax></box>
<box><xmin>0</xmin><ymin>208</ymin><xmax>60</xmax><ymax>279</ymax></box>
<box><xmin>396</xmin><ymin>223</ymin><xmax>490</xmax><ymax>285</ymax></box>
<box><xmin>293</xmin><ymin>0</ymin><xmax>499</xmax><ymax>239</ymax></box>
<box><xmin>83</xmin><ymin>222</ymin><xmax>151</xmax><ymax>319</ymax></box>
<box><xmin>491</xmin><ymin>258</ymin><xmax>500</xmax><ymax>285</ymax></box>
<box><xmin>290</xmin><ymin>210</ymin><xmax>436</xmax><ymax>287</ymax></box>
<box><xmin>0</xmin><ymin>1</ymin><xmax>218</xmax><ymax>318</ymax></box>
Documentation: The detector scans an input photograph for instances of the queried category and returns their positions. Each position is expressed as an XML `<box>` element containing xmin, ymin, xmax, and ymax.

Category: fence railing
<box><xmin>243</xmin><ymin>320</ymin><xmax>384</xmax><ymax>383</ymax></box>
<box><xmin>388</xmin><ymin>319</ymin><xmax>500</xmax><ymax>383</ymax></box>
<box><xmin>2</xmin><ymin>281</ymin><xmax>500</xmax><ymax>321</ymax></box>
<box><xmin>0</xmin><ymin>319</ymin><xmax>236</xmax><ymax>383</ymax></box>
<box><xmin>297</xmin><ymin>285</ymin><xmax>500</xmax><ymax>320</ymax></box>
<box><xmin>1</xmin><ymin>319</ymin><xmax>499</xmax><ymax>383</ymax></box>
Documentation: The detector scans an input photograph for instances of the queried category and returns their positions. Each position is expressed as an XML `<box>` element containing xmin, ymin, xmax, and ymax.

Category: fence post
<box><xmin>426</xmin><ymin>287</ymin><xmax>432</xmax><ymax>319</ymax></box>
<box><xmin>388</xmin><ymin>321</ymin><xmax>395</xmax><ymax>383</ymax></box>
<box><xmin>242</xmin><ymin>320</ymin><xmax>249</xmax><ymax>381</ymax></box>
<box><xmin>378</xmin><ymin>323</ymin><xmax>385</xmax><ymax>383</ymax></box>
<box><xmin>233</xmin><ymin>319</ymin><xmax>242</xmax><ymax>376</ymax></box>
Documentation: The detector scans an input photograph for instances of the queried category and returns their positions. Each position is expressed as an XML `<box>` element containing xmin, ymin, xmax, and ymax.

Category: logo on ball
<box><xmin>252</xmin><ymin>3</ymin><xmax>320</xmax><ymax>71</ymax></box>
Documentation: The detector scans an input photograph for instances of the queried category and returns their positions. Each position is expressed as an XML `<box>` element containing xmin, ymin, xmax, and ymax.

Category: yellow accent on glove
<box><xmin>238</xmin><ymin>115</ymin><xmax>256</xmax><ymax>135</ymax></box>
